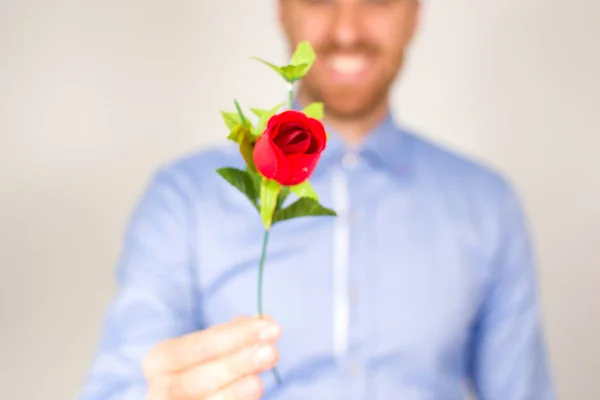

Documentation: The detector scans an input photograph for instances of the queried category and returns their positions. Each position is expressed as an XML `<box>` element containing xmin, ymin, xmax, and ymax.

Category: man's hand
<box><xmin>143</xmin><ymin>316</ymin><xmax>281</xmax><ymax>400</ymax></box>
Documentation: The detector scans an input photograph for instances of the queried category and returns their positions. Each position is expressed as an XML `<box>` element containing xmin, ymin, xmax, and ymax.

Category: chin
<box><xmin>301</xmin><ymin>78</ymin><xmax>388</xmax><ymax>119</ymax></box>
<box><xmin>322</xmin><ymin>90</ymin><xmax>384</xmax><ymax>119</ymax></box>
<box><xmin>325</xmin><ymin>101</ymin><xmax>369</xmax><ymax>119</ymax></box>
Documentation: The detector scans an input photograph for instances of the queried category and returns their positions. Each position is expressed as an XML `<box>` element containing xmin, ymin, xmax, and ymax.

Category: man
<box><xmin>80</xmin><ymin>0</ymin><xmax>554</xmax><ymax>399</ymax></box>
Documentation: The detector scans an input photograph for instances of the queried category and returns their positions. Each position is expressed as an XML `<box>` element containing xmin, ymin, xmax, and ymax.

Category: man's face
<box><xmin>279</xmin><ymin>0</ymin><xmax>420</xmax><ymax>119</ymax></box>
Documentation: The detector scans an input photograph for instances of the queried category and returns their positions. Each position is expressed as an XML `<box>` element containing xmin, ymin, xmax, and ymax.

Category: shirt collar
<box><xmin>291</xmin><ymin>98</ymin><xmax>407</xmax><ymax>176</ymax></box>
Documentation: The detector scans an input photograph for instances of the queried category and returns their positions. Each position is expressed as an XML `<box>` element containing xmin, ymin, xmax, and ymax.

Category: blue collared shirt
<box><xmin>79</xmin><ymin>111</ymin><xmax>554</xmax><ymax>399</ymax></box>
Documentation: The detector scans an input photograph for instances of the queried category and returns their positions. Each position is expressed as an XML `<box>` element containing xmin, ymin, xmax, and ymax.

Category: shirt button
<box><xmin>349</xmin><ymin>362</ymin><xmax>363</xmax><ymax>377</ymax></box>
<box><xmin>350</xmin><ymin>285</ymin><xmax>361</xmax><ymax>301</ymax></box>
<box><xmin>342</xmin><ymin>152</ymin><xmax>359</xmax><ymax>169</ymax></box>
<box><xmin>349</xmin><ymin>211</ymin><xmax>364</xmax><ymax>224</ymax></box>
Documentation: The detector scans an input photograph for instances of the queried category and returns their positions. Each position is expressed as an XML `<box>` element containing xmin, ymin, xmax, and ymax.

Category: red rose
<box><xmin>253</xmin><ymin>110</ymin><xmax>327</xmax><ymax>186</ymax></box>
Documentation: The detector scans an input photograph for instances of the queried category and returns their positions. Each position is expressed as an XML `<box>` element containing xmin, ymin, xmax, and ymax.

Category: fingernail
<box><xmin>236</xmin><ymin>376</ymin><xmax>260</xmax><ymax>397</ymax></box>
<box><xmin>253</xmin><ymin>345</ymin><xmax>275</xmax><ymax>367</ymax></box>
<box><xmin>258</xmin><ymin>323</ymin><xmax>280</xmax><ymax>341</ymax></box>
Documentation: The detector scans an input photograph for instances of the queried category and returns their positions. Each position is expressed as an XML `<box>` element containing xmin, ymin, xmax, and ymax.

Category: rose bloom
<box><xmin>253</xmin><ymin>110</ymin><xmax>327</xmax><ymax>186</ymax></box>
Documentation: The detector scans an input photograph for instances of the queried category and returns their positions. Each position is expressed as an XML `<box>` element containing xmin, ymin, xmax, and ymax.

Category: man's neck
<box><xmin>296</xmin><ymin>90</ymin><xmax>390</xmax><ymax>147</ymax></box>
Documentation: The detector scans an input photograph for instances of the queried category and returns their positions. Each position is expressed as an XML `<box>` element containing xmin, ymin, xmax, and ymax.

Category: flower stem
<box><xmin>257</xmin><ymin>229</ymin><xmax>283</xmax><ymax>386</ymax></box>
<box><xmin>288</xmin><ymin>82</ymin><xmax>294</xmax><ymax>111</ymax></box>
<box><xmin>257</xmin><ymin>229</ymin><xmax>270</xmax><ymax>318</ymax></box>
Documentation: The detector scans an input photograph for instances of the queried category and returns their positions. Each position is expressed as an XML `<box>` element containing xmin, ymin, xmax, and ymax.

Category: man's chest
<box><xmin>193</xmin><ymin>181</ymin><xmax>485</xmax><ymax>380</ymax></box>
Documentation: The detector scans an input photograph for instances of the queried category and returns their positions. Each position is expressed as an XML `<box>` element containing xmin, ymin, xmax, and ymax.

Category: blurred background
<box><xmin>1</xmin><ymin>0</ymin><xmax>599</xmax><ymax>399</ymax></box>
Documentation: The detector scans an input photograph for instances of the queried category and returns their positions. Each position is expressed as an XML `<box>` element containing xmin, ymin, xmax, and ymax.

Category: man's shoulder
<box><xmin>163</xmin><ymin>143</ymin><xmax>240</xmax><ymax>175</ymax></box>
<box><xmin>406</xmin><ymin>130</ymin><xmax>515</xmax><ymax>197</ymax></box>
<box><xmin>145</xmin><ymin>142</ymin><xmax>242</xmax><ymax>197</ymax></box>
<box><xmin>405</xmin><ymin>130</ymin><xmax>528</xmax><ymax>245</ymax></box>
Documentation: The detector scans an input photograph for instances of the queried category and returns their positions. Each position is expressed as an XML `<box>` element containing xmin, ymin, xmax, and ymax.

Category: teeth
<box><xmin>329</xmin><ymin>55</ymin><xmax>367</xmax><ymax>75</ymax></box>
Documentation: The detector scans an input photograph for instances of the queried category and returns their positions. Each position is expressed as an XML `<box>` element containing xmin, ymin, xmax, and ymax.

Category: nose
<box><xmin>332</xmin><ymin>3</ymin><xmax>361</xmax><ymax>48</ymax></box>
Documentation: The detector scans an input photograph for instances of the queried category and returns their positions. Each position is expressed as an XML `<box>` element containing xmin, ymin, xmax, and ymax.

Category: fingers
<box><xmin>169</xmin><ymin>343</ymin><xmax>278</xmax><ymax>399</ymax></box>
<box><xmin>205</xmin><ymin>375</ymin><xmax>263</xmax><ymax>400</ymax></box>
<box><xmin>143</xmin><ymin>315</ymin><xmax>281</xmax><ymax>400</ymax></box>
<box><xmin>144</xmin><ymin>315</ymin><xmax>281</xmax><ymax>378</ymax></box>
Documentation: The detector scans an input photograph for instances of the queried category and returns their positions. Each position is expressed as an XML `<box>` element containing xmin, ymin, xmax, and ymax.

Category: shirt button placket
<box><xmin>343</xmin><ymin>151</ymin><xmax>368</xmax><ymax>399</ymax></box>
<box><xmin>342</xmin><ymin>151</ymin><xmax>359</xmax><ymax>170</ymax></box>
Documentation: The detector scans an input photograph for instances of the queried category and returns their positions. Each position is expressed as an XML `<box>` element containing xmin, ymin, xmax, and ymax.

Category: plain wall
<box><xmin>1</xmin><ymin>1</ymin><xmax>598</xmax><ymax>399</ymax></box>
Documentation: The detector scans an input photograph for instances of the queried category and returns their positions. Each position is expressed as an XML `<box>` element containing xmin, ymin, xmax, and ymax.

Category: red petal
<box><xmin>267</xmin><ymin>110</ymin><xmax>302</xmax><ymax>140</ymax></box>
<box><xmin>305</xmin><ymin>118</ymin><xmax>327</xmax><ymax>154</ymax></box>
<box><xmin>280</xmin><ymin>153</ymin><xmax>321</xmax><ymax>186</ymax></box>
<box><xmin>266</xmin><ymin>118</ymin><xmax>281</xmax><ymax>140</ymax></box>
<box><xmin>277</xmin><ymin>110</ymin><xmax>305</xmax><ymax>121</ymax></box>
<box><xmin>274</xmin><ymin>129</ymin><xmax>311</xmax><ymax>155</ymax></box>
<box><xmin>253</xmin><ymin>134</ymin><xmax>290</xmax><ymax>183</ymax></box>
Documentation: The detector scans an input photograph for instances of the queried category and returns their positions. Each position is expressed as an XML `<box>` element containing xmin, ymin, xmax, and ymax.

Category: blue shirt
<box><xmin>79</xmin><ymin>110</ymin><xmax>554</xmax><ymax>399</ymax></box>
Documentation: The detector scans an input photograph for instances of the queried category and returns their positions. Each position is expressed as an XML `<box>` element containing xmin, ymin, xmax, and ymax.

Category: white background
<box><xmin>1</xmin><ymin>1</ymin><xmax>598</xmax><ymax>399</ymax></box>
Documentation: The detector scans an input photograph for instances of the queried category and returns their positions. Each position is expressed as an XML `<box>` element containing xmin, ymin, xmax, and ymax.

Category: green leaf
<box><xmin>290</xmin><ymin>40</ymin><xmax>316</xmax><ymax>69</ymax></box>
<box><xmin>251</xmin><ymin>57</ymin><xmax>283</xmax><ymax>76</ymax></box>
<box><xmin>221</xmin><ymin>111</ymin><xmax>241</xmax><ymax>131</ymax></box>
<box><xmin>250</xmin><ymin>102</ymin><xmax>285</xmax><ymax>136</ymax></box>
<box><xmin>250</xmin><ymin>102</ymin><xmax>285</xmax><ymax>119</ymax></box>
<box><xmin>252</xmin><ymin>41</ymin><xmax>315</xmax><ymax>83</ymax></box>
<box><xmin>247</xmin><ymin>169</ymin><xmax>262</xmax><ymax>199</ymax></box>
<box><xmin>273</xmin><ymin>197</ymin><xmax>337</xmax><ymax>224</ymax></box>
<box><xmin>216</xmin><ymin>167</ymin><xmax>259</xmax><ymax>210</ymax></box>
<box><xmin>302</xmin><ymin>102</ymin><xmax>324</xmax><ymax>120</ymax></box>
<box><xmin>290</xmin><ymin>181</ymin><xmax>318</xmax><ymax>201</ymax></box>
<box><xmin>281</xmin><ymin>64</ymin><xmax>310</xmax><ymax>82</ymax></box>
<box><xmin>226</xmin><ymin>126</ymin><xmax>256</xmax><ymax>170</ymax></box>
<box><xmin>240</xmin><ymin>137</ymin><xmax>256</xmax><ymax>172</ymax></box>
<box><xmin>227</xmin><ymin>124</ymin><xmax>247</xmax><ymax>143</ymax></box>
<box><xmin>260</xmin><ymin>178</ymin><xmax>282</xmax><ymax>230</ymax></box>
<box><xmin>276</xmin><ymin>186</ymin><xmax>291</xmax><ymax>210</ymax></box>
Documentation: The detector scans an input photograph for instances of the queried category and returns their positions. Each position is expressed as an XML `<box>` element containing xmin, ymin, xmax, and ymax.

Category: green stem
<box><xmin>288</xmin><ymin>82</ymin><xmax>294</xmax><ymax>110</ymax></box>
<box><xmin>257</xmin><ymin>229</ymin><xmax>283</xmax><ymax>386</ymax></box>
<box><xmin>257</xmin><ymin>229</ymin><xmax>270</xmax><ymax>317</ymax></box>
<box><xmin>233</xmin><ymin>98</ymin><xmax>249</xmax><ymax>127</ymax></box>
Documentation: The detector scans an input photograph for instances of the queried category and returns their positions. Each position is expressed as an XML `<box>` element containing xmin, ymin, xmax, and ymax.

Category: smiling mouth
<box><xmin>326</xmin><ymin>54</ymin><xmax>371</xmax><ymax>80</ymax></box>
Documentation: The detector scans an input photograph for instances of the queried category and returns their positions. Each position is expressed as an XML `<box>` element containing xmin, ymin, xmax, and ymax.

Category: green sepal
<box><xmin>227</xmin><ymin>124</ymin><xmax>248</xmax><ymax>143</ymax></box>
<box><xmin>250</xmin><ymin>102</ymin><xmax>285</xmax><ymax>137</ymax></box>
<box><xmin>290</xmin><ymin>40</ymin><xmax>316</xmax><ymax>70</ymax></box>
<box><xmin>222</xmin><ymin>99</ymin><xmax>254</xmax><ymax>134</ymax></box>
<box><xmin>234</xmin><ymin>99</ymin><xmax>251</xmax><ymax>129</ymax></box>
<box><xmin>283</xmin><ymin>40</ymin><xmax>317</xmax><ymax>81</ymax></box>
<box><xmin>251</xmin><ymin>57</ymin><xmax>283</xmax><ymax>76</ymax></box>
<box><xmin>273</xmin><ymin>197</ymin><xmax>337</xmax><ymax>224</ymax></box>
<box><xmin>290</xmin><ymin>181</ymin><xmax>318</xmax><ymax>201</ymax></box>
<box><xmin>251</xmin><ymin>41</ymin><xmax>316</xmax><ymax>83</ymax></box>
<box><xmin>216</xmin><ymin>167</ymin><xmax>259</xmax><ymax>211</ymax></box>
<box><xmin>226</xmin><ymin>125</ymin><xmax>257</xmax><ymax>171</ymax></box>
<box><xmin>253</xmin><ymin>58</ymin><xmax>307</xmax><ymax>83</ymax></box>
<box><xmin>239</xmin><ymin>136</ymin><xmax>256</xmax><ymax>172</ymax></box>
<box><xmin>221</xmin><ymin>111</ymin><xmax>241</xmax><ymax>131</ymax></box>
<box><xmin>302</xmin><ymin>102</ymin><xmax>324</xmax><ymax>120</ymax></box>
<box><xmin>280</xmin><ymin>64</ymin><xmax>310</xmax><ymax>82</ymax></box>
<box><xmin>260</xmin><ymin>178</ymin><xmax>282</xmax><ymax>230</ymax></box>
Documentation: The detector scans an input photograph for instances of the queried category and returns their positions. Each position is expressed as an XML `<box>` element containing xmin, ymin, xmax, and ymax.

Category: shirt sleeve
<box><xmin>468</xmin><ymin>181</ymin><xmax>555</xmax><ymax>399</ymax></box>
<box><xmin>78</xmin><ymin>169</ymin><xmax>202</xmax><ymax>399</ymax></box>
